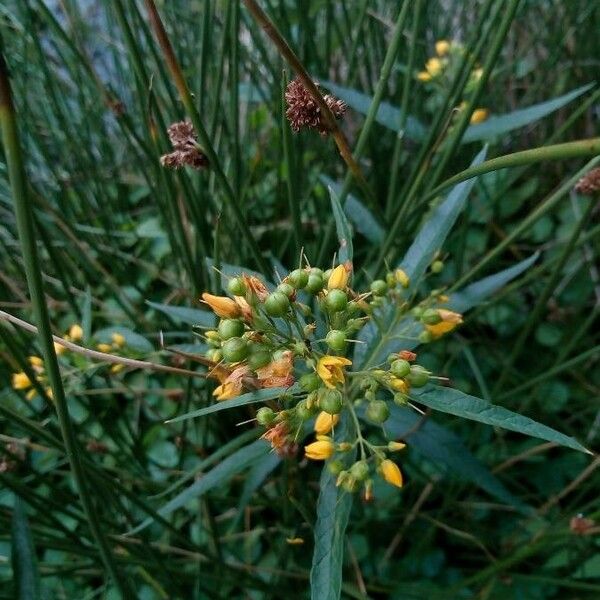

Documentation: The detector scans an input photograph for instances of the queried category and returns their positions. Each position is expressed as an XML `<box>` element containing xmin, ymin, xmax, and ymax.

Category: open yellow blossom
<box><xmin>417</xmin><ymin>71</ymin><xmax>431</xmax><ymax>82</ymax></box>
<box><xmin>68</xmin><ymin>324</ymin><xmax>84</xmax><ymax>342</ymax></box>
<box><xmin>304</xmin><ymin>437</ymin><xmax>335</xmax><ymax>461</ymax></box>
<box><xmin>314</xmin><ymin>411</ymin><xmax>340</xmax><ymax>435</ymax></box>
<box><xmin>111</xmin><ymin>332</ymin><xmax>126</xmax><ymax>348</ymax></box>
<box><xmin>212</xmin><ymin>380</ymin><xmax>242</xmax><ymax>401</ymax></box>
<box><xmin>380</xmin><ymin>459</ymin><xmax>403</xmax><ymax>488</ymax></box>
<box><xmin>317</xmin><ymin>356</ymin><xmax>352</xmax><ymax>389</ymax></box>
<box><xmin>28</xmin><ymin>356</ymin><xmax>44</xmax><ymax>371</ymax></box>
<box><xmin>12</xmin><ymin>372</ymin><xmax>32</xmax><ymax>390</ymax></box>
<box><xmin>394</xmin><ymin>269</ymin><xmax>410</xmax><ymax>288</ymax></box>
<box><xmin>435</xmin><ymin>40</ymin><xmax>451</xmax><ymax>56</ymax></box>
<box><xmin>201</xmin><ymin>292</ymin><xmax>241</xmax><ymax>319</ymax></box>
<box><xmin>327</xmin><ymin>264</ymin><xmax>350</xmax><ymax>290</ymax></box>
<box><xmin>425</xmin><ymin>309</ymin><xmax>463</xmax><ymax>338</ymax></box>
<box><xmin>425</xmin><ymin>57</ymin><xmax>442</xmax><ymax>77</ymax></box>
<box><xmin>470</xmin><ymin>108</ymin><xmax>489</xmax><ymax>124</ymax></box>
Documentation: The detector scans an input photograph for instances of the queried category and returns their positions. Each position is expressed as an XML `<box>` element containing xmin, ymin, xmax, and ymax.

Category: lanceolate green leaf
<box><xmin>310</xmin><ymin>416</ymin><xmax>356</xmax><ymax>600</ymax></box>
<box><xmin>412</xmin><ymin>387</ymin><xmax>590</xmax><ymax>454</ymax></box>
<box><xmin>11</xmin><ymin>496</ymin><xmax>41</xmax><ymax>600</ymax></box>
<box><xmin>166</xmin><ymin>386</ymin><xmax>294</xmax><ymax>423</ymax></box>
<box><xmin>146</xmin><ymin>300</ymin><xmax>215</xmax><ymax>327</ymax></box>
<box><xmin>329</xmin><ymin>187</ymin><xmax>353</xmax><ymax>263</ymax></box>
<box><xmin>129</xmin><ymin>439</ymin><xmax>270</xmax><ymax>534</ymax></box>
<box><xmin>462</xmin><ymin>84</ymin><xmax>594</xmax><ymax>143</ymax></box>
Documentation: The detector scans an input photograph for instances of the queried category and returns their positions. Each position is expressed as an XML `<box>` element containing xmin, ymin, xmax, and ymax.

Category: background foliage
<box><xmin>0</xmin><ymin>0</ymin><xmax>599</xmax><ymax>598</ymax></box>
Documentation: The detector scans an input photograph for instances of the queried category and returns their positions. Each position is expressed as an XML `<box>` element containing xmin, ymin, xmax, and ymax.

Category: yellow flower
<box><xmin>317</xmin><ymin>356</ymin><xmax>352</xmax><ymax>389</ymax></box>
<box><xmin>314</xmin><ymin>411</ymin><xmax>340</xmax><ymax>435</ymax></box>
<box><xmin>28</xmin><ymin>356</ymin><xmax>44</xmax><ymax>372</ymax></box>
<box><xmin>394</xmin><ymin>269</ymin><xmax>410</xmax><ymax>288</ymax></box>
<box><xmin>53</xmin><ymin>341</ymin><xmax>66</xmax><ymax>355</ymax></box>
<box><xmin>12</xmin><ymin>371</ymin><xmax>32</xmax><ymax>390</ymax></box>
<box><xmin>435</xmin><ymin>40</ymin><xmax>451</xmax><ymax>56</ymax></box>
<box><xmin>286</xmin><ymin>537</ymin><xmax>304</xmax><ymax>545</ymax></box>
<box><xmin>111</xmin><ymin>363</ymin><xmax>125</xmax><ymax>374</ymax></box>
<box><xmin>380</xmin><ymin>459</ymin><xmax>403</xmax><ymax>488</ymax></box>
<box><xmin>304</xmin><ymin>437</ymin><xmax>335</xmax><ymax>461</ymax></box>
<box><xmin>425</xmin><ymin>57</ymin><xmax>442</xmax><ymax>77</ymax></box>
<box><xmin>425</xmin><ymin>309</ymin><xmax>463</xmax><ymax>338</ymax></box>
<box><xmin>201</xmin><ymin>292</ymin><xmax>241</xmax><ymax>319</ymax></box>
<box><xmin>212</xmin><ymin>380</ymin><xmax>242</xmax><ymax>401</ymax></box>
<box><xmin>417</xmin><ymin>70</ymin><xmax>431</xmax><ymax>82</ymax></box>
<box><xmin>470</xmin><ymin>108</ymin><xmax>489</xmax><ymax>125</ymax></box>
<box><xmin>388</xmin><ymin>441</ymin><xmax>407</xmax><ymax>452</ymax></box>
<box><xmin>111</xmin><ymin>332</ymin><xmax>126</xmax><ymax>348</ymax></box>
<box><xmin>327</xmin><ymin>264</ymin><xmax>350</xmax><ymax>290</ymax></box>
<box><xmin>45</xmin><ymin>387</ymin><xmax>54</xmax><ymax>401</ymax></box>
<box><xmin>97</xmin><ymin>343</ymin><xmax>112</xmax><ymax>353</ymax></box>
<box><xmin>390</xmin><ymin>377</ymin><xmax>409</xmax><ymax>393</ymax></box>
<box><xmin>68</xmin><ymin>324</ymin><xmax>83</xmax><ymax>342</ymax></box>
<box><xmin>26</xmin><ymin>389</ymin><xmax>37</xmax><ymax>401</ymax></box>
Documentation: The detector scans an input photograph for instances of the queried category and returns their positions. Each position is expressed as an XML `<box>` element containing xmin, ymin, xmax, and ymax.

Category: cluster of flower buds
<box><xmin>198</xmin><ymin>258</ymin><xmax>463</xmax><ymax>499</ymax></box>
<box><xmin>416</xmin><ymin>39</ymin><xmax>488</xmax><ymax>125</ymax></box>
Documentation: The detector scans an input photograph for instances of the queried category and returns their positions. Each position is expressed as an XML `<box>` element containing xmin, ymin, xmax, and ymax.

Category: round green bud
<box><xmin>386</xmin><ymin>353</ymin><xmax>398</xmax><ymax>363</ymax></box>
<box><xmin>310</xmin><ymin>268</ymin><xmax>324</xmax><ymax>278</ymax></box>
<box><xmin>328</xmin><ymin>460</ymin><xmax>345</xmax><ymax>475</ymax></box>
<box><xmin>407</xmin><ymin>365</ymin><xmax>429</xmax><ymax>387</ymax></box>
<box><xmin>319</xmin><ymin>389</ymin><xmax>343</xmax><ymax>414</ymax></box>
<box><xmin>248</xmin><ymin>349</ymin><xmax>272</xmax><ymax>370</ymax></box>
<box><xmin>326</xmin><ymin>289</ymin><xmax>348</xmax><ymax>312</ymax></box>
<box><xmin>347</xmin><ymin>319</ymin><xmax>363</xmax><ymax>332</ymax></box>
<box><xmin>300</xmin><ymin>372</ymin><xmax>321</xmax><ymax>392</ymax></box>
<box><xmin>305</xmin><ymin>273</ymin><xmax>324</xmax><ymax>294</ymax></box>
<box><xmin>227</xmin><ymin>277</ymin><xmax>246</xmax><ymax>296</ymax></box>
<box><xmin>412</xmin><ymin>306</ymin><xmax>425</xmax><ymax>318</ymax></box>
<box><xmin>277</xmin><ymin>282</ymin><xmax>295</xmax><ymax>298</ymax></box>
<box><xmin>350</xmin><ymin>460</ymin><xmax>370</xmax><ymax>481</ymax></box>
<box><xmin>221</xmin><ymin>337</ymin><xmax>249</xmax><ymax>363</ymax></box>
<box><xmin>256</xmin><ymin>406</ymin><xmax>275</xmax><ymax>426</ymax></box>
<box><xmin>347</xmin><ymin>301</ymin><xmax>361</xmax><ymax>315</ymax></box>
<box><xmin>288</xmin><ymin>269</ymin><xmax>309</xmax><ymax>289</ymax></box>
<box><xmin>264</xmin><ymin>292</ymin><xmax>290</xmax><ymax>317</ymax></box>
<box><xmin>366</xmin><ymin>400</ymin><xmax>390</xmax><ymax>424</ymax></box>
<box><xmin>325</xmin><ymin>329</ymin><xmax>347</xmax><ymax>352</ymax></box>
<box><xmin>386</xmin><ymin>272</ymin><xmax>397</xmax><ymax>287</ymax></box>
<box><xmin>431</xmin><ymin>260</ymin><xmax>444</xmax><ymax>273</ymax></box>
<box><xmin>292</xmin><ymin>341</ymin><xmax>307</xmax><ymax>356</ymax></box>
<box><xmin>370</xmin><ymin>280</ymin><xmax>388</xmax><ymax>297</ymax></box>
<box><xmin>218</xmin><ymin>318</ymin><xmax>245</xmax><ymax>340</ymax></box>
<box><xmin>206</xmin><ymin>348</ymin><xmax>222</xmax><ymax>362</ymax></box>
<box><xmin>393</xmin><ymin>392</ymin><xmax>409</xmax><ymax>406</ymax></box>
<box><xmin>418</xmin><ymin>330</ymin><xmax>433</xmax><ymax>344</ymax></box>
<box><xmin>422</xmin><ymin>308</ymin><xmax>442</xmax><ymax>325</ymax></box>
<box><xmin>391</xmin><ymin>359</ymin><xmax>411</xmax><ymax>378</ymax></box>
<box><xmin>323</xmin><ymin>268</ymin><xmax>332</xmax><ymax>281</ymax></box>
<box><xmin>296</xmin><ymin>400</ymin><xmax>313</xmax><ymax>420</ymax></box>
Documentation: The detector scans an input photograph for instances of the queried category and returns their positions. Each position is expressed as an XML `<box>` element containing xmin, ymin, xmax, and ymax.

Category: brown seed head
<box><xmin>574</xmin><ymin>167</ymin><xmax>600</xmax><ymax>195</ymax></box>
<box><xmin>160</xmin><ymin>120</ymin><xmax>209</xmax><ymax>170</ymax></box>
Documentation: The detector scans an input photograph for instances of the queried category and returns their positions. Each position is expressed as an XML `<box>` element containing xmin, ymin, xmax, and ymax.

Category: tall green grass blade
<box><xmin>11</xmin><ymin>496</ymin><xmax>41</xmax><ymax>600</ymax></box>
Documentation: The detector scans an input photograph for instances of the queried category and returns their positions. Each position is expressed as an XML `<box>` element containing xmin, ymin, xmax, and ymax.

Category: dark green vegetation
<box><xmin>0</xmin><ymin>1</ymin><xmax>599</xmax><ymax>598</ymax></box>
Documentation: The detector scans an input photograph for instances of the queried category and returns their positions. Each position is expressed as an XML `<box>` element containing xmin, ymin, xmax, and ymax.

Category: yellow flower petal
<box><xmin>201</xmin><ymin>293</ymin><xmax>242</xmax><ymax>319</ymax></box>
<box><xmin>111</xmin><ymin>332</ymin><xmax>126</xmax><ymax>348</ymax></box>
<box><xmin>435</xmin><ymin>40</ymin><xmax>451</xmax><ymax>56</ymax></box>
<box><xmin>425</xmin><ymin>57</ymin><xmax>442</xmax><ymax>77</ymax></box>
<box><xmin>68</xmin><ymin>324</ymin><xmax>83</xmax><ymax>342</ymax></box>
<box><xmin>12</xmin><ymin>372</ymin><xmax>32</xmax><ymax>390</ymax></box>
<box><xmin>327</xmin><ymin>264</ymin><xmax>350</xmax><ymax>290</ymax></box>
<box><xmin>304</xmin><ymin>438</ymin><xmax>334</xmax><ymax>461</ymax></box>
<box><xmin>470</xmin><ymin>108</ymin><xmax>489</xmax><ymax>124</ymax></box>
<box><xmin>417</xmin><ymin>71</ymin><xmax>431</xmax><ymax>82</ymax></box>
<box><xmin>316</xmin><ymin>356</ymin><xmax>352</xmax><ymax>389</ymax></box>
<box><xmin>314</xmin><ymin>411</ymin><xmax>340</xmax><ymax>435</ymax></box>
<box><xmin>380</xmin><ymin>459</ymin><xmax>403</xmax><ymax>488</ymax></box>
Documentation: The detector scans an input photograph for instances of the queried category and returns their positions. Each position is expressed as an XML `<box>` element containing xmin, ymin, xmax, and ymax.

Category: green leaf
<box><xmin>146</xmin><ymin>300</ymin><xmax>215</xmax><ymax>327</ymax></box>
<box><xmin>93</xmin><ymin>326</ymin><xmax>154</xmax><ymax>352</ymax></box>
<box><xmin>329</xmin><ymin>186</ymin><xmax>353</xmax><ymax>264</ymax></box>
<box><xmin>11</xmin><ymin>496</ymin><xmax>41</xmax><ymax>600</ymax></box>
<box><xmin>412</xmin><ymin>386</ymin><xmax>590</xmax><ymax>453</ymax></box>
<box><xmin>384</xmin><ymin>406</ymin><xmax>527</xmax><ymax>510</ymax></box>
<box><xmin>462</xmin><ymin>84</ymin><xmax>594</xmax><ymax>143</ymax></box>
<box><xmin>166</xmin><ymin>387</ymin><xmax>294</xmax><ymax>423</ymax></box>
<box><xmin>129</xmin><ymin>439</ymin><xmax>270</xmax><ymax>535</ymax></box>
<box><xmin>448</xmin><ymin>252</ymin><xmax>539</xmax><ymax>313</ymax></box>
<box><xmin>310</xmin><ymin>415</ymin><xmax>356</xmax><ymax>600</ymax></box>
<box><xmin>323</xmin><ymin>81</ymin><xmax>426</xmax><ymax>141</ymax></box>
<box><xmin>321</xmin><ymin>176</ymin><xmax>384</xmax><ymax>244</ymax></box>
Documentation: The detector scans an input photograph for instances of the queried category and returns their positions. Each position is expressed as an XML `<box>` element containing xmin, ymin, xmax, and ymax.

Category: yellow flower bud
<box><xmin>28</xmin><ymin>356</ymin><xmax>43</xmax><ymax>370</ymax></box>
<box><xmin>111</xmin><ymin>332</ymin><xmax>126</xmax><ymax>348</ymax></box>
<box><xmin>304</xmin><ymin>438</ymin><xmax>335</xmax><ymax>461</ymax></box>
<box><xmin>435</xmin><ymin>40</ymin><xmax>451</xmax><ymax>56</ymax></box>
<box><xmin>390</xmin><ymin>377</ymin><xmax>409</xmax><ymax>394</ymax></box>
<box><xmin>327</xmin><ymin>264</ymin><xmax>350</xmax><ymax>290</ymax></box>
<box><xmin>286</xmin><ymin>537</ymin><xmax>304</xmax><ymax>545</ymax></box>
<box><xmin>380</xmin><ymin>459</ymin><xmax>403</xmax><ymax>488</ymax></box>
<box><xmin>470</xmin><ymin>108</ymin><xmax>489</xmax><ymax>125</ymax></box>
<box><xmin>314</xmin><ymin>411</ymin><xmax>340</xmax><ymax>435</ymax></box>
<box><xmin>388</xmin><ymin>441</ymin><xmax>407</xmax><ymax>452</ymax></box>
<box><xmin>111</xmin><ymin>363</ymin><xmax>125</xmax><ymax>374</ymax></box>
<box><xmin>45</xmin><ymin>387</ymin><xmax>54</xmax><ymax>401</ymax></box>
<box><xmin>395</xmin><ymin>269</ymin><xmax>410</xmax><ymax>288</ymax></box>
<box><xmin>417</xmin><ymin>70</ymin><xmax>431</xmax><ymax>82</ymax></box>
<box><xmin>97</xmin><ymin>343</ymin><xmax>112</xmax><ymax>353</ymax></box>
<box><xmin>12</xmin><ymin>371</ymin><xmax>32</xmax><ymax>390</ymax></box>
<box><xmin>425</xmin><ymin>309</ymin><xmax>463</xmax><ymax>338</ymax></box>
<box><xmin>26</xmin><ymin>389</ymin><xmax>37</xmax><ymax>401</ymax></box>
<box><xmin>425</xmin><ymin>57</ymin><xmax>442</xmax><ymax>77</ymax></box>
<box><xmin>68</xmin><ymin>324</ymin><xmax>83</xmax><ymax>342</ymax></box>
<box><xmin>201</xmin><ymin>293</ymin><xmax>242</xmax><ymax>319</ymax></box>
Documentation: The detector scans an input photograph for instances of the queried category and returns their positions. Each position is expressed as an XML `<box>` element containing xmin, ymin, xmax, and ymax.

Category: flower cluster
<box><xmin>199</xmin><ymin>259</ymin><xmax>463</xmax><ymax>499</ymax></box>
<box><xmin>417</xmin><ymin>39</ymin><xmax>489</xmax><ymax>125</ymax></box>
<box><xmin>160</xmin><ymin>120</ymin><xmax>209</xmax><ymax>170</ymax></box>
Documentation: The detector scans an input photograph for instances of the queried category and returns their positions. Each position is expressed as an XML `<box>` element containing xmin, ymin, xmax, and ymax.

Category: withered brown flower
<box><xmin>285</xmin><ymin>77</ymin><xmax>346</xmax><ymax>136</ymax></box>
<box><xmin>574</xmin><ymin>167</ymin><xmax>600</xmax><ymax>195</ymax></box>
<box><xmin>160</xmin><ymin>120</ymin><xmax>209</xmax><ymax>170</ymax></box>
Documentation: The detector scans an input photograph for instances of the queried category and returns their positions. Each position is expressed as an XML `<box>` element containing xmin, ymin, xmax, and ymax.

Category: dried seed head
<box><xmin>285</xmin><ymin>77</ymin><xmax>346</xmax><ymax>136</ymax></box>
<box><xmin>160</xmin><ymin>120</ymin><xmax>209</xmax><ymax>170</ymax></box>
<box><xmin>574</xmin><ymin>167</ymin><xmax>600</xmax><ymax>195</ymax></box>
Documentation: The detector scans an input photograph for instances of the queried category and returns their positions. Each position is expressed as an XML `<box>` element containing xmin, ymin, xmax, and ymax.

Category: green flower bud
<box><xmin>305</xmin><ymin>273</ymin><xmax>324</xmax><ymax>294</ymax></box>
<box><xmin>391</xmin><ymin>359</ymin><xmax>411</xmax><ymax>378</ymax></box>
<box><xmin>256</xmin><ymin>406</ymin><xmax>275</xmax><ymax>426</ymax></box>
<box><xmin>407</xmin><ymin>365</ymin><xmax>429</xmax><ymax>387</ymax></box>
<box><xmin>319</xmin><ymin>389</ymin><xmax>343</xmax><ymax>414</ymax></box>
<box><xmin>277</xmin><ymin>282</ymin><xmax>295</xmax><ymax>298</ymax></box>
<box><xmin>418</xmin><ymin>330</ymin><xmax>433</xmax><ymax>344</ymax></box>
<box><xmin>366</xmin><ymin>400</ymin><xmax>390</xmax><ymax>424</ymax></box>
<box><xmin>412</xmin><ymin>306</ymin><xmax>425</xmax><ymax>318</ymax></box>
<box><xmin>386</xmin><ymin>272</ymin><xmax>397</xmax><ymax>287</ymax></box>
<box><xmin>300</xmin><ymin>372</ymin><xmax>321</xmax><ymax>392</ymax></box>
<box><xmin>347</xmin><ymin>301</ymin><xmax>361</xmax><ymax>315</ymax></box>
<box><xmin>347</xmin><ymin>318</ymin><xmax>363</xmax><ymax>332</ymax></box>
<box><xmin>370</xmin><ymin>279</ymin><xmax>388</xmax><ymax>297</ymax></box>
<box><xmin>292</xmin><ymin>341</ymin><xmax>307</xmax><ymax>356</ymax></box>
<box><xmin>218</xmin><ymin>318</ymin><xmax>245</xmax><ymax>340</ymax></box>
<box><xmin>422</xmin><ymin>308</ymin><xmax>442</xmax><ymax>325</ymax></box>
<box><xmin>431</xmin><ymin>260</ymin><xmax>444</xmax><ymax>273</ymax></box>
<box><xmin>326</xmin><ymin>289</ymin><xmax>348</xmax><ymax>312</ymax></box>
<box><xmin>221</xmin><ymin>337</ymin><xmax>249</xmax><ymax>363</ymax></box>
<box><xmin>288</xmin><ymin>269</ymin><xmax>309</xmax><ymax>289</ymax></box>
<box><xmin>328</xmin><ymin>460</ymin><xmax>345</xmax><ymax>475</ymax></box>
<box><xmin>248</xmin><ymin>349</ymin><xmax>272</xmax><ymax>370</ymax></box>
<box><xmin>341</xmin><ymin>475</ymin><xmax>358</xmax><ymax>493</ymax></box>
<box><xmin>393</xmin><ymin>392</ymin><xmax>409</xmax><ymax>406</ymax></box>
<box><xmin>296</xmin><ymin>400</ymin><xmax>313</xmax><ymax>420</ymax></box>
<box><xmin>205</xmin><ymin>330</ymin><xmax>220</xmax><ymax>341</ymax></box>
<box><xmin>386</xmin><ymin>353</ymin><xmax>398</xmax><ymax>363</ymax></box>
<box><xmin>227</xmin><ymin>277</ymin><xmax>246</xmax><ymax>296</ymax></box>
<box><xmin>206</xmin><ymin>348</ymin><xmax>222</xmax><ymax>362</ymax></box>
<box><xmin>264</xmin><ymin>292</ymin><xmax>290</xmax><ymax>317</ymax></box>
<box><xmin>323</xmin><ymin>268</ymin><xmax>333</xmax><ymax>281</ymax></box>
<box><xmin>325</xmin><ymin>329</ymin><xmax>347</xmax><ymax>352</ymax></box>
<box><xmin>350</xmin><ymin>460</ymin><xmax>370</xmax><ymax>481</ymax></box>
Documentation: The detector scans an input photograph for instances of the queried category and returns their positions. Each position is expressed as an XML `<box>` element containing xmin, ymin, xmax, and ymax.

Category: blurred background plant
<box><xmin>0</xmin><ymin>0</ymin><xmax>599</xmax><ymax>598</ymax></box>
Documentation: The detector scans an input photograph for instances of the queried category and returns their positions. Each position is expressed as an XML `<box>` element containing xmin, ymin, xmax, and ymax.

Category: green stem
<box><xmin>0</xmin><ymin>45</ymin><xmax>134</xmax><ymax>596</ymax></box>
